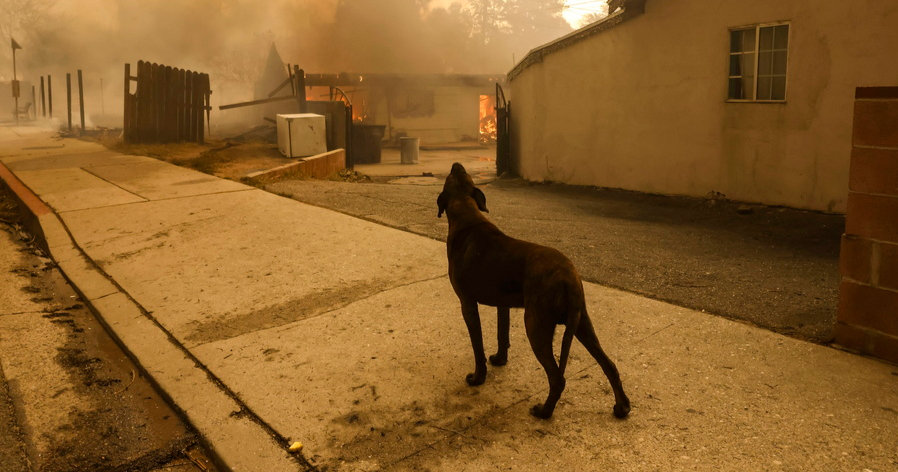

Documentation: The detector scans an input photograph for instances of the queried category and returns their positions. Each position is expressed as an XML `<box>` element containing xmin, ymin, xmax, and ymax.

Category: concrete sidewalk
<box><xmin>1</xmin><ymin>125</ymin><xmax>896</xmax><ymax>471</ymax></box>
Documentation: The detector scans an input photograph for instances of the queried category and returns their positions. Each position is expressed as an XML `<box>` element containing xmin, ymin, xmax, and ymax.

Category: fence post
<box><xmin>47</xmin><ymin>75</ymin><xmax>53</xmax><ymax>119</ymax></box>
<box><xmin>40</xmin><ymin>77</ymin><xmax>45</xmax><ymax>117</ymax></box>
<box><xmin>77</xmin><ymin>70</ymin><xmax>85</xmax><ymax>130</ymax></box>
<box><xmin>124</xmin><ymin>63</ymin><xmax>131</xmax><ymax>142</ymax></box>
<box><xmin>66</xmin><ymin>73</ymin><xmax>72</xmax><ymax>132</ymax></box>
<box><xmin>294</xmin><ymin>65</ymin><xmax>307</xmax><ymax>113</ymax></box>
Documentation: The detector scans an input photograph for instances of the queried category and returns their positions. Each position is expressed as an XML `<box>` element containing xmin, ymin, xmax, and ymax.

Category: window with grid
<box><xmin>728</xmin><ymin>23</ymin><xmax>789</xmax><ymax>101</ymax></box>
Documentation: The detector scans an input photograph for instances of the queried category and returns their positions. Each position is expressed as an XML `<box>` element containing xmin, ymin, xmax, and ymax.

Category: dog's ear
<box><xmin>437</xmin><ymin>192</ymin><xmax>448</xmax><ymax>218</ymax></box>
<box><xmin>472</xmin><ymin>188</ymin><xmax>488</xmax><ymax>213</ymax></box>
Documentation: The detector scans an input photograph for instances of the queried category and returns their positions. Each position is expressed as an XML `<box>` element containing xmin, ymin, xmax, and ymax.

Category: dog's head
<box><xmin>437</xmin><ymin>163</ymin><xmax>488</xmax><ymax>218</ymax></box>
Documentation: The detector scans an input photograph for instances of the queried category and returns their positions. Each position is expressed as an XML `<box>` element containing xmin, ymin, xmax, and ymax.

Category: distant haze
<box><xmin>0</xmin><ymin>0</ymin><xmax>605</xmax><ymax>122</ymax></box>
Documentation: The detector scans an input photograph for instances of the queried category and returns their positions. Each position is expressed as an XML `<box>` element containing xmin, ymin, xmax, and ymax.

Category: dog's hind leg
<box><xmin>489</xmin><ymin>306</ymin><xmax>510</xmax><ymax>366</ymax></box>
<box><xmin>460</xmin><ymin>300</ymin><xmax>488</xmax><ymax>386</ymax></box>
<box><xmin>525</xmin><ymin>309</ymin><xmax>565</xmax><ymax>419</ymax></box>
<box><xmin>575</xmin><ymin>310</ymin><xmax>631</xmax><ymax>418</ymax></box>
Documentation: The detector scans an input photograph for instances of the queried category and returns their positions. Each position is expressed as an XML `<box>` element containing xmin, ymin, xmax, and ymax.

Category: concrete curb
<box><xmin>0</xmin><ymin>161</ymin><xmax>311</xmax><ymax>472</ymax></box>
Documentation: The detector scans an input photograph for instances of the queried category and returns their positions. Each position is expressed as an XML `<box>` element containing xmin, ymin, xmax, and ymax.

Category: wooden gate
<box><xmin>123</xmin><ymin>61</ymin><xmax>211</xmax><ymax>144</ymax></box>
<box><xmin>495</xmin><ymin>83</ymin><xmax>511</xmax><ymax>176</ymax></box>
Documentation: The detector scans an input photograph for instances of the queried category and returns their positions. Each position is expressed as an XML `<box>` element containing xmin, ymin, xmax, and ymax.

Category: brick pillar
<box><xmin>836</xmin><ymin>87</ymin><xmax>898</xmax><ymax>363</ymax></box>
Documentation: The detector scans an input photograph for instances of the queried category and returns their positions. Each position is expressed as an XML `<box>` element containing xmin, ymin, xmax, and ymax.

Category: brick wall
<box><xmin>836</xmin><ymin>87</ymin><xmax>898</xmax><ymax>363</ymax></box>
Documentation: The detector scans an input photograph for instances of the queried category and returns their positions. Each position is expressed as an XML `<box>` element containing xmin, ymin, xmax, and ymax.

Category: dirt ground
<box><xmin>81</xmin><ymin>131</ymin><xmax>295</xmax><ymax>181</ymax></box>
<box><xmin>0</xmin><ymin>188</ymin><xmax>218</xmax><ymax>472</ymax></box>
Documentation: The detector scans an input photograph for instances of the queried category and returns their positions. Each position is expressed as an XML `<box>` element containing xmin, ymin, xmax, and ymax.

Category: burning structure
<box><xmin>243</xmin><ymin>45</ymin><xmax>504</xmax><ymax>146</ymax></box>
<box><xmin>303</xmin><ymin>72</ymin><xmax>503</xmax><ymax>145</ymax></box>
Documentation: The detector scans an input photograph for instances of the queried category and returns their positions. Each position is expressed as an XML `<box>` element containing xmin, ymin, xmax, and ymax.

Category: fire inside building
<box><xmin>223</xmin><ymin>45</ymin><xmax>504</xmax><ymax>165</ymax></box>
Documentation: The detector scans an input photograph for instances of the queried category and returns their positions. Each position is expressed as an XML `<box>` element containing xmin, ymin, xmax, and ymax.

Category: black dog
<box><xmin>437</xmin><ymin>163</ymin><xmax>630</xmax><ymax>419</ymax></box>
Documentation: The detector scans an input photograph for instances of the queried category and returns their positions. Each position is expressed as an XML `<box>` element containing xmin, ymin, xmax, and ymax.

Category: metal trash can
<box><xmin>400</xmin><ymin>137</ymin><xmax>419</xmax><ymax>164</ymax></box>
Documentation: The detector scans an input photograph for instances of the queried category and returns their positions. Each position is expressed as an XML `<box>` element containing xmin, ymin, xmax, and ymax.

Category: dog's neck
<box><xmin>445</xmin><ymin>198</ymin><xmax>492</xmax><ymax>234</ymax></box>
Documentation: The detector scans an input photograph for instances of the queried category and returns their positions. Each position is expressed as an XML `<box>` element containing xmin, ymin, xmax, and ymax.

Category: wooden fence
<box><xmin>124</xmin><ymin>61</ymin><xmax>211</xmax><ymax>144</ymax></box>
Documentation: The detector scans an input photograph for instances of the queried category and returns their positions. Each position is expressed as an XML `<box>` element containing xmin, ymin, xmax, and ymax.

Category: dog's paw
<box><xmin>488</xmin><ymin>353</ymin><xmax>507</xmax><ymax>366</ymax></box>
<box><xmin>530</xmin><ymin>404</ymin><xmax>553</xmax><ymax>419</ymax></box>
<box><xmin>466</xmin><ymin>372</ymin><xmax>486</xmax><ymax>386</ymax></box>
<box><xmin>613</xmin><ymin>403</ymin><xmax>631</xmax><ymax>419</ymax></box>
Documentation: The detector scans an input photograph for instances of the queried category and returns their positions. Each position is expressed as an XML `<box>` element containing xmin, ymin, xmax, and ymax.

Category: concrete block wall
<box><xmin>244</xmin><ymin>149</ymin><xmax>346</xmax><ymax>181</ymax></box>
<box><xmin>836</xmin><ymin>87</ymin><xmax>898</xmax><ymax>363</ymax></box>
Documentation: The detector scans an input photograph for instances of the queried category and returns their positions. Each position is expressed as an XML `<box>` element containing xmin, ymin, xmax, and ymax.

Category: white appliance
<box><xmin>276</xmin><ymin>113</ymin><xmax>327</xmax><ymax>158</ymax></box>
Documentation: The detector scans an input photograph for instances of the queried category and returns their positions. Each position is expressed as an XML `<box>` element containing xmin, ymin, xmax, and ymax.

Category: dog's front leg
<box><xmin>489</xmin><ymin>307</ymin><xmax>510</xmax><ymax>366</ymax></box>
<box><xmin>460</xmin><ymin>301</ymin><xmax>488</xmax><ymax>386</ymax></box>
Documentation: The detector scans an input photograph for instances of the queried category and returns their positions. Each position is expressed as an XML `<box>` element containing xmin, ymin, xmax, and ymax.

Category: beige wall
<box><xmin>508</xmin><ymin>0</ymin><xmax>898</xmax><ymax>212</ymax></box>
<box><xmin>390</xmin><ymin>86</ymin><xmax>488</xmax><ymax>143</ymax></box>
<box><xmin>365</xmin><ymin>85</ymin><xmax>494</xmax><ymax>144</ymax></box>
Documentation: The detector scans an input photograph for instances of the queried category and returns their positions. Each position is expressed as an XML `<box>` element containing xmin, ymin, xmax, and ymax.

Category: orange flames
<box><xmin>353</xmin><ymin>98</ymin><xmax>369</xmax><ymax>123</ymax></box>
<box><xmin>479</xmin><ymin>95</ymin><xmax>497</xmax><ymax>144</ymax></box>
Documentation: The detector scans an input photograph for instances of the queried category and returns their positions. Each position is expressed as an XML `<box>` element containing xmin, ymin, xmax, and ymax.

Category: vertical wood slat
<box><xmin>191</xmin><ymin>71</ymin><xmax>200</xmax><ymax>144</ymax></box>
<box><xmin>131</xmin><ymin>62</ymin><xmax>138</xmax><ymax>142</ymax></box>
<box><xmin>170</xmin><ymin>66</ymin><xmax>179</xmax><ymax>142</ymax></box>
<box><xmin>162</xmin><ymin>66</ymin><xmax>173</xmax><ymax>142</ymax></box>
<box><xmin>143</xmin><ymin>62</ymin><xmax>152</xmax><ymax>142</ymax></box>
<box><xmin>135</xmin><ymin>61</ymin><xmax>146</xmax><ymax>142</ymax></box>
<box><xmin>148</xmin><ymin>63</ymin><xmax>156</xmax><ymax>141</ymax></box>
<box><xmin>176</xmin><ymin>68</ymin><xmax>184</xmax><ymax>141</ymax></box>
<box><xmin>190</xmin><ymin>71</ymin><xmax>199</xmax><ymax>142</ymax></box>
<box><xmin>144</xmin><ymin>61</ymin><xmax>152</xmax><ymax>142</ymax></box>
<box><xmin>157</xmin><ymin>63</ymin><xmax>164</xmax><ymax>141</ymax></box>
<box><xmin>182</xmin><ymin>68</ymin><xmax>189</xmax><ymax>141</ymax></box>
<box><xmin>186</xmin><ymin>70</ymin><xmax>194</xmax><ymax>142</ymax></box>
<box><xmin>150</xmin><ymin>63</ymin><xmax>159</xmax><ymax>142</ymax></box>
<box><xmin>201</xmin><ymin>73</ymin><xmax>210</xmax><ymax>144</ymax></box>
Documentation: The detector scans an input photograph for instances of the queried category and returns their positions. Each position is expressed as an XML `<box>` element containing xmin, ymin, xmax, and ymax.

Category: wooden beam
<box><xmin>218</xmin><ymin>94</ymin><xmax>296</xmax><ymax>110</ymax></box>
<box><xmin>267</xmin><ymin>76</ymin><xmax>293</xmax><ymax>98</ymax></box>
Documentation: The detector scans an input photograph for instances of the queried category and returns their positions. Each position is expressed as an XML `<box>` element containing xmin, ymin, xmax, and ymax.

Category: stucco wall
<box><xmin>508</xmin><ymin>0</ymin><xmax>898</xmax><ymax>212</ymax></box>
<box><xmin>365</xmin><ymin>85</ymin><xmax>493</xmax><ymax>144</ymax></box>
<box><xmin>390</xmin><ymin>86</ymin><xmax>489</xmax><ymax>143</ymax></box>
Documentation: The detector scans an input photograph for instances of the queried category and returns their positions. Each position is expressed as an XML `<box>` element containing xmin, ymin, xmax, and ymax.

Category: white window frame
<box><xmin>726</xmin><ymin>21</ymin><xmax>791</xmax><ymax>103</ymax></box>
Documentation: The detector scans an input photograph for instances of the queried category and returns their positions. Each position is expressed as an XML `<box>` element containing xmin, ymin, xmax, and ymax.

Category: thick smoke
<box><xmin>0</xmin><ymin>0</ymin><xmax>583</xmax><ymax>124</ymax></box>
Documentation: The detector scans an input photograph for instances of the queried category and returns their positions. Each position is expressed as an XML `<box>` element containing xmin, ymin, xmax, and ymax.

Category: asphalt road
<box><xmin>266</xmin><ymin>176</ymin><xmax>844</xmax><ymax>343</ymax></box>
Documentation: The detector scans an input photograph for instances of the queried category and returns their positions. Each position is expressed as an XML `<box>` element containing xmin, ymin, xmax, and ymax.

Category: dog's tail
<box><xmin>558</xmin><ymin>285</ymin><xmax>583</xmax><ymax>375</ymax></box>
<box><xmin>558</xmin><ymin>318</ymin><xmax>577</xmax><ymax>374</ymax></box>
